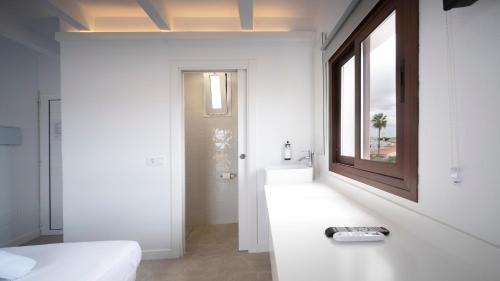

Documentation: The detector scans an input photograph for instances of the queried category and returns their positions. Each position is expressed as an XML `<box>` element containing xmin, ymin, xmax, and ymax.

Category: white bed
<box><xmin>1</xmin><ymin>241</ymin><xmax>141</xmax><ymax>281</ymax></box>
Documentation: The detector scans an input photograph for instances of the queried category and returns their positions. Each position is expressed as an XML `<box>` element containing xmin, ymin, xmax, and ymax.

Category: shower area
<box><xmin>183</xmin><ymin>71</ymin><xmax>239</xmax><ymax>253</ymax></box>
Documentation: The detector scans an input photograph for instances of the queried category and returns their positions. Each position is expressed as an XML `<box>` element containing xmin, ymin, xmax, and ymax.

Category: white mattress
<box><xmin>1</xmin><ymin>241</ymin><xmax>141</xmax><ymax>281</ymax></box>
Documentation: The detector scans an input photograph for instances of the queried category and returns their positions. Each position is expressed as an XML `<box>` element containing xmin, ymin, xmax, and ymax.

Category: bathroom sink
<box><xmin>265</xmin><ymin>165</ymin><xmax>313</xmax><ymax>185</ymax></box>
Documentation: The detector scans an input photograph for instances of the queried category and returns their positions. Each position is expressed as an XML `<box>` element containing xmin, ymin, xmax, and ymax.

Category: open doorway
<box><xmin>183</xmin><ymin>71</ymin><xmax>240</xmax><ymax>255</ymax></box>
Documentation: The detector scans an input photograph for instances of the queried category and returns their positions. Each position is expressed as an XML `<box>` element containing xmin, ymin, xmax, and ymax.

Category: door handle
<box><xmin>239</xmin><ymin>154</ymin><xmax>246</xmax><ymax>159</ymax></box>
<box><xmin>220</xmin><ymin>172</ymin><xmax>238</xmax><ymax>179</ymax></box>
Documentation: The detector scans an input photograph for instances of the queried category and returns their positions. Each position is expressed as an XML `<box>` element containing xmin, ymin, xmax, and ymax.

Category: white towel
<box><xmin>0</xmin><ymin>250</ymin><xmax>37</xmax><ymax>280</ymax></box>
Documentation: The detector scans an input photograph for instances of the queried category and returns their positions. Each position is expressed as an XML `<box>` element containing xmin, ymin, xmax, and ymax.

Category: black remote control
<box><xmin>325</xmin><ymin>227</ymin><xmax>390</xmax><ymax>238</ymax></box>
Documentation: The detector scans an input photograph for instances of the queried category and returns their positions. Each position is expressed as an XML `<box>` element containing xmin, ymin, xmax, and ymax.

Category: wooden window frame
<box><xmin>328</xmin><ymin>0</ymin><xmax>419</xmax><ymax>201</ymax></box>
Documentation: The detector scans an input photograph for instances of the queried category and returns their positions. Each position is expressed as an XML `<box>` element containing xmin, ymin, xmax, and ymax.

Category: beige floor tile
<box><xmin>137</xmin><ymin>223</ymin><xmax>272</xmax><ymax>281</ymax></box>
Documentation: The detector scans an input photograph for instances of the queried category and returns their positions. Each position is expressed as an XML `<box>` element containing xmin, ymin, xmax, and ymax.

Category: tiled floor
<box><xmin>136</xmin><ymin>224</ymin><xmax>272</xmax><ymax>281</ymax></box>
<box><xmin>24</xmin><ymin>224</ymin><xmax>271</xmax><ymax>281</ymax></box>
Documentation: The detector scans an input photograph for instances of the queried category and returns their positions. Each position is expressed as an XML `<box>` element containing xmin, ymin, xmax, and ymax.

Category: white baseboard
<box><xmin>2</xmin><ymin>229</ymin><xmax>40</xmax><ymax>247</ymax></box>
<box><xmin>142</xmin><ymin>248</ymin><xmax>177</xmax><ymax>260</ymax></box>
<box><xmin>249</xmin><ymin>243</ymin><xmax>269</xmax><ymax>253</ymax></box>
<box><xmin>40</xmin><ymin>228</ymin><xmax>63</xmax><ymax>236</ymax></box>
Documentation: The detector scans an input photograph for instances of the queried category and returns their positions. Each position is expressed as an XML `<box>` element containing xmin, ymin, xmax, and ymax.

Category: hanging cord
<box><xmin>445</xmin><ymin>12</ymin><xmax>462</xmax><ymax>184</ymax></box>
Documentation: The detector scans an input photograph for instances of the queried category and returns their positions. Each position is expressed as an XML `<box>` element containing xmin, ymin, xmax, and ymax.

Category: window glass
<box><xmin>361</xmin><ymin>11</ymin><xmax>397</xmax><ymax>163</ymax></box>
<box><xmin>204</xmin><ymin>73</ymin><xmax>231</xmax><ymax>117</ymax></box>
<box><xmin>209</xmin><ymin>75</ymin><xmax>223</xmax><ymax>109</ymax></box>
<box><xmin>340</xmin><ymin>56</ymin><xmax>356</xmax><ymax>157</ymax></box>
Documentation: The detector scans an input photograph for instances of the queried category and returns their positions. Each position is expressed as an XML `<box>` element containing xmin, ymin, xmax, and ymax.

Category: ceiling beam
<box><xmin>136</xmin><ymin>0</ymin><xmax>170</xmax><ymax>31</ymax></box>
<box><xmin>41</xmin><ymin>0</ymin><xmax>90</xmax><ymax>31</ymax></box>
<box><xmin>0</xmin><ymin>10</ymin><xmax>59</xmax><ymax>56</ymax></box>
<box><xmin>238</xmin><ymin>0</ymin><xmax>253</xmax><ymax>30</ymax></box>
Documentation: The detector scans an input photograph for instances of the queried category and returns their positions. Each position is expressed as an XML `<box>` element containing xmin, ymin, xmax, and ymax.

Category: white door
<box><xmin>40</xmin><ymin>96</ymin><xmax>63</xmax><ymax>235</ymax></box>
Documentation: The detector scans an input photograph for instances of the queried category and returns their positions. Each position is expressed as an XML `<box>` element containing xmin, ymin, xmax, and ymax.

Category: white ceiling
<box><xmin>1</xmin><ymin>0</ymin><xmax>328</xmax><ymax>32</ymax></box>
<box><xmin>1</xmin><ymin>0</ymin><xmax>345</xmax><ymax>56</ymax></box>
<box><xmin>0</xmin><ymin>0</ymin><xmax>60</xmax><ymax>55</ymax></box>
<box><xmin>63</xmin><ymin>0</ymin><xmax>324</xmax><ymax>32</ymax></box>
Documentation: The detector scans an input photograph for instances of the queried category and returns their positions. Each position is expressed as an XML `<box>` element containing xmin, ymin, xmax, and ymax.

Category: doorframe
<box><xmin>39</xmin><ymin>94</ymin><xmax>63</xmax><ymax>235</ymax></box>
<box><xmin>170</xmin><ymin>60</ymin><xmax>256</xmax><ymax>257</ymax></box>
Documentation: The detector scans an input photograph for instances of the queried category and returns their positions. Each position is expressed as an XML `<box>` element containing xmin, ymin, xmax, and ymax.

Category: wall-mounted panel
<box><xmin>0</xmin><ymin>127</ymin><xmax>22</xmax><ymax>145</ymax></box>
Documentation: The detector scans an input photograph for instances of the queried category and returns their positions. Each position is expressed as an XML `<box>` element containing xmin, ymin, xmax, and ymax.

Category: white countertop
<box><xmin>265</xmin><ymin>183</ymin><xmax>494</xmax><ymax>281</ymax></box>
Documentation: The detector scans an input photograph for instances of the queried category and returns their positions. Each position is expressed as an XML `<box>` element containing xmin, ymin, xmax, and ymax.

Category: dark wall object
<box><xmin>443</xmin><ymin>0</ymin><xmax>479</xmax><ymax>11</ymax></box>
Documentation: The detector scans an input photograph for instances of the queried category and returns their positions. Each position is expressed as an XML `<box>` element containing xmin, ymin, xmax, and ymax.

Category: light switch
<box><xmin>146</xmin><ymin>157</ymin><xmax>164</xmax><ymax>167</ymax></box>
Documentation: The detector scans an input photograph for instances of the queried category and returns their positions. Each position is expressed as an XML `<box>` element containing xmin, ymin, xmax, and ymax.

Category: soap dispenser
<box><xmin>284</xmin><ymin>140</ymin><xmax>292</xmax><ymax>160</ymax></box>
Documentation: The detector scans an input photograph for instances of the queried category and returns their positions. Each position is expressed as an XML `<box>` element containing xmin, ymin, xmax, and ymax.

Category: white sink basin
<box><xmin>265</xmin><ymin>165</ymin><xmax>313</xmax><ymax>185</ymax></box>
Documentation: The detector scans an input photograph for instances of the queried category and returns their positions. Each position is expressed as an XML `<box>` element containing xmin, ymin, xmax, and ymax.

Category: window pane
<box><xmin>340</xmin><ymin>56</ymin><xmax>355</xmax><ymax>157</ymax></box>
<box><xmin>361</xmin><ymin>11</ymin><xmax>397</xmax><ymax>163</ymax></box>
<box><xmin>209</xmin><ymin>75</ymin><xmax>222</xmax><ymax>109</ymax></box>
<box><xmin>205</xmin><ymin>73</ymin><xmax>231</xmax><ymax>117</ymax></box>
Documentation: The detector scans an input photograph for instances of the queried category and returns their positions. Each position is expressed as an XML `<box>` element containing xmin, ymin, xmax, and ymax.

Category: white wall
<box><xmin>315</xmin><ymin>0</ymin><xmax>500</xmax><ymax>247</ymax></box>
<box><xmin>58</xmin><ymin>32</ymin><xmax>314</xmax><ymax>257</ymax></box>
<box><xmin>0</xmin><ymin>36</ymin><xmax>41</xmax><ymax>246</ymax></box>
<box><xmin>184</xmin><ymin>72</ymin><xmax>238</xmax><ymax>226</ymax></box>
<box><xmin>38</xmin><ymin>54</ymin><xmax>61</xmax><ymax>96</ymax></box>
